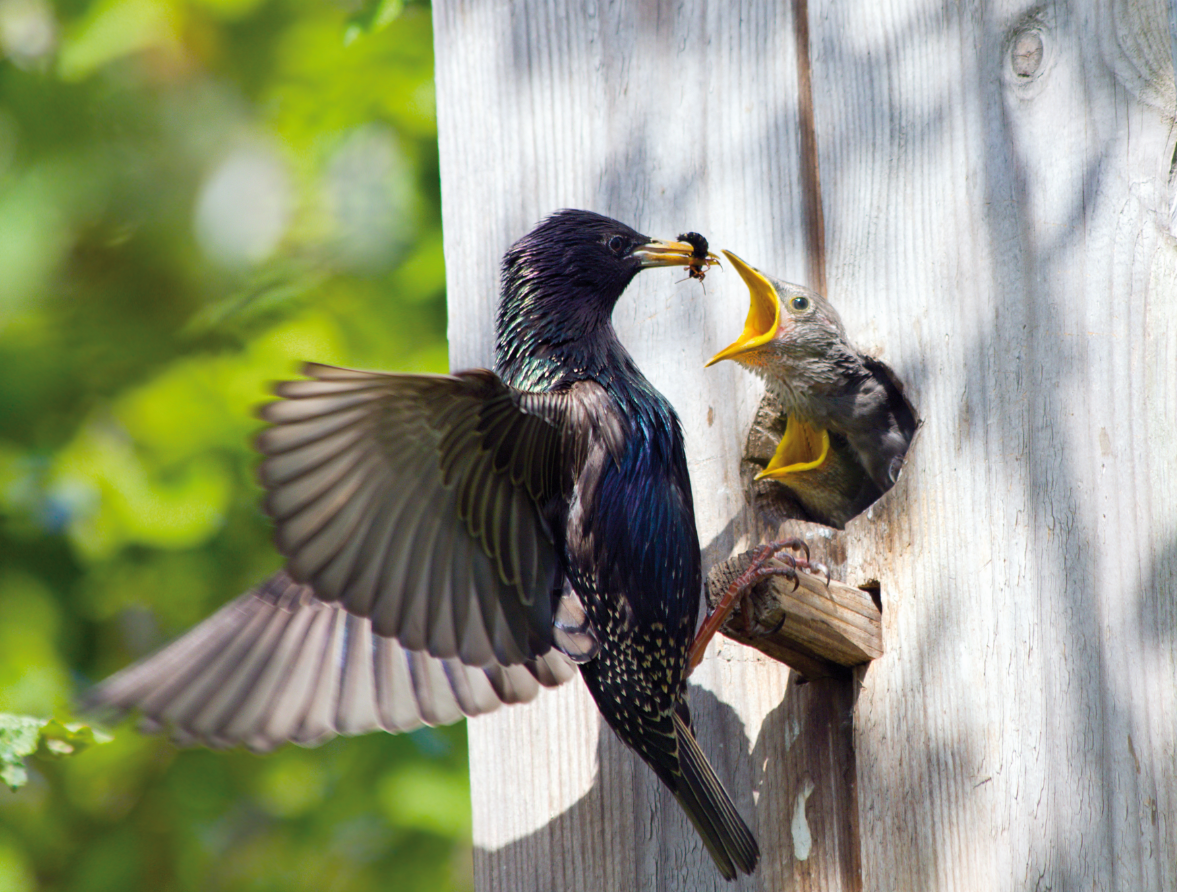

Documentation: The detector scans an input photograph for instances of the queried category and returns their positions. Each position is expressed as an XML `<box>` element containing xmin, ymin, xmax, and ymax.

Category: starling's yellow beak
<box><xmin>706</xmin><ymin>250</ymin><xmax>780</xmax><ymax>366</ymax></box>
<box><xmin>632</xmin><ymin>238</ymin><xmax>721</xmax><ymax>269</ymax></box>
<box><xmin>756</xmin><ymin>415</ymin><xmax>830</xmax><ymax>480</ymax></box>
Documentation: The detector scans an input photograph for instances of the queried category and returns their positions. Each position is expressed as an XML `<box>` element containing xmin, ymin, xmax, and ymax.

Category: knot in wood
<box><xmin>1010</xmin><ymin>29</ymin><xmax>1044</xmax><ymax>79</ymax></box>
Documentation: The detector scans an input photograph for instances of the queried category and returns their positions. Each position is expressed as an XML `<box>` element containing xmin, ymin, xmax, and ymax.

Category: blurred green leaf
<box><xmin>378</xmin><ymin>763</ymin><xmax>471</xmax><ymax>835</ymax></box>
<box><xmin>0</xmin><ymin>163</ymin><xmax>72</xmax><ymax>317</ymax></box>
<box><xmin>0</xmin><ymin>715</ymin><xmax>111</xmax><ymax>791</ymax></box>
<box><xmin>0</xmin><ymin>716</ymin><xmax>39</xmax><ymax>791</ymax></box>
<box><xmin>0</xmin><ymin>0</ymin><xmax>464</xmax><ymax>887</ymax></box>
<box><xmin>57</xmin><ymin>0</ymin><xmax>184</xmax><ymax>81</ymax></box>
<box><xmin>36</xmin><ymin>720</ymin><xmax>113</xmax><ymax>759</ymax></box>
<box><xmin>0</xmin><ymin>832</ymin><xmax>35</xmax><ymax>892</ymax></box>
<box><xmin>0</xmin><ymin>573</ymin><xmax>71</xmax><ymax>714</ymax></box>
<box><xmin>344</xmin><ymin>0</ymin><xmax>405</xmax><ymax>45</ymax></box>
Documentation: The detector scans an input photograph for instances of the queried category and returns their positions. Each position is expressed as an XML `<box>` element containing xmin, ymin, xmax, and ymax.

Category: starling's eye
<box><xmin>789</xmin><ymin>296</ymin><xmax>810</xmax><ymax>312</ymax></box>
<box><xmin>607</xmin><ymin>235</ymin><xmax>627</xmax><ymax>254</ymax></box>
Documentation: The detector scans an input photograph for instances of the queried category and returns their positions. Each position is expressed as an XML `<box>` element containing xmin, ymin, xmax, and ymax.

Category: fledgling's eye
<box><xmin>608</xmin><ymin>235</ymin><xmax>627</xmax><ymax>254</ymax></box>
<box><xmin>789</xmin><ymin>296</ymin><xmax>810</xmax><ymax>312</ymax></box>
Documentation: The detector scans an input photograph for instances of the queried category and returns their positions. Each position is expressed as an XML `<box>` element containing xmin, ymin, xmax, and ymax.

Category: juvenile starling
<box><xmin>742</xmin><ymin>390</ymin><xmax>882</xmax><ymax>529</ymax></box>
<box><xmin>707</xmin><ymin>250</ymin><xmax>916</xmax><ymax>498</ymax></box>
<box><xmin>86</xmin><ymin>210</ymin><xmax>757</xmax><ymax>880</ymax></box>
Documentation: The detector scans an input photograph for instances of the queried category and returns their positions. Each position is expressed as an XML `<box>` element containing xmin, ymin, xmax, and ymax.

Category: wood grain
<box><xmin>434</xmin><ymin>0</ymin><xmax>1177</xmax><ymax>889</ymax></box>
<box><xmin>706</xmin><ymin>553</ymin><xmax>883</xmax><ymax>678</ymax></box>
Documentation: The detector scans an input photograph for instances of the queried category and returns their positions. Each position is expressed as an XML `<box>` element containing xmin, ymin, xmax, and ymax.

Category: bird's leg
<box><xmin>688</xmin><ymin>539</ymin><xmax>812</xmax><ymax>674</ymax></box>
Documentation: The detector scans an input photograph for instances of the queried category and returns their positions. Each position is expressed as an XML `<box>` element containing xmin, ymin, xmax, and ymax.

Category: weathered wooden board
<box><xmin>807</xmin><ymin>2</ymin><xmax>1177</xmax><ymax>889</ymax></box>
<box><xmin>433</xmin><ymin>0</ymin><xmax>1177</xmax><ymax>889</ymax></box>
<box><xmin>706</xmin><ymin>552</ymin><xmax>883</xmax><ymax>677</ymax></box>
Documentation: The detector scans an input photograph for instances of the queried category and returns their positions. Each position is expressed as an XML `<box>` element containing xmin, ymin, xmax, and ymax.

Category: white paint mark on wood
<box><xmin>791</xmin><ymin>777</ymin><xmax>817</xmax><ymax>861</ymax></box>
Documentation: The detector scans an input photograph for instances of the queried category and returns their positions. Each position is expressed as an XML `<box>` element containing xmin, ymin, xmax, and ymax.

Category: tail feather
<box><xmin>671</xmin><ymin>711</ymin><xmax>760</xmax><ymax>880</ymax></box>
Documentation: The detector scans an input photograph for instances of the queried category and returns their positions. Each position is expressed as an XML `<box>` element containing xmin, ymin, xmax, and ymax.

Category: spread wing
<box><xmin>82</xmin><ymin>572</ymin><xmax>577</xmax><ymax>751</ymax></box>
<box><xmin>256</xmin><ymin>364</ymin><xmax>576</xmax><ymax>666</ymax></box>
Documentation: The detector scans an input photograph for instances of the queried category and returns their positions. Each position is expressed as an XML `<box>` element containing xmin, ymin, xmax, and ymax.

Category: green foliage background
<box><xmin>0</xmin><ymin>0</ymin><xmax>473</xmax><ymax>887</ymax></box>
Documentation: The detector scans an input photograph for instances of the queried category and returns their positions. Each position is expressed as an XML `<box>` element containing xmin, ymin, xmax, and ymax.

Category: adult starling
<box><xmin>707</xmin><ymin>250</ymin><xmax>916</xmax><ymax>496</ymax></box>
<box><xmin>85</xmin><ymin>210</ymin><xmax>757</xmax><ymax>880</ymax></box>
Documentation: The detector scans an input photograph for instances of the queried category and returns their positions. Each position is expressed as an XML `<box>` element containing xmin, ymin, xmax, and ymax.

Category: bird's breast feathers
<box><xmin>562</xmin><ymin>383</ymin><xmax>700</xmax><ymax>637</ymax></box>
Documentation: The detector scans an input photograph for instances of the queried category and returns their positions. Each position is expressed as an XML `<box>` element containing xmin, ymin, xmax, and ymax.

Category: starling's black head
<box><xmin>496</xmin><ymin>210</ymin><xmax>710</xmax><ymax>380</ymax></box>
<box><xmin>508</xmin><ymin>210</ymin><xmax>646</xmax><ymax>302</ymax></box>
<box><xmin>500</xmin><ymin>209</ymin><xmax>697</xmax><ymax>326</ymax></box>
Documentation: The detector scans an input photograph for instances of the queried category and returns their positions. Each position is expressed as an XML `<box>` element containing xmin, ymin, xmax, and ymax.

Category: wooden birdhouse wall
<box><xmin>433</xmin><ymin>0</ymin><xmax>1177</xmax><ymax>889</ymax></box>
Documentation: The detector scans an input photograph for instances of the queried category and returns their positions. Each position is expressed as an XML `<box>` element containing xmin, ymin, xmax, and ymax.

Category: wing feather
<box><xmin>256</xmin><ymin>366</ymin><xmax>571</xmax><ymax>664</ymax></box>
<box><xmin>82</xmin><ymin>573</ymin><xmax>575</xmax><ymax>750</ymax></box>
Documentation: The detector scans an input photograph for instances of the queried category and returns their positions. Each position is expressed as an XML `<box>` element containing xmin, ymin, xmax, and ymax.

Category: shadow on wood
<box><xmin>749</xmin><ymin>673</ymin><xmax>862</xmax><ymax>892</ymax></box>
<box><xmin>472</xmin><ymin>677</ymin><xmax>864</xmax><ymax>891</ymax></box>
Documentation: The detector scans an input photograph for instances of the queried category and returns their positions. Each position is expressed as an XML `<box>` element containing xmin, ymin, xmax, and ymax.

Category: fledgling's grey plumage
<box><xmin>710</xmin><ymin>252</ymin><xmax>916</xmax><ymax>492</ymax></box>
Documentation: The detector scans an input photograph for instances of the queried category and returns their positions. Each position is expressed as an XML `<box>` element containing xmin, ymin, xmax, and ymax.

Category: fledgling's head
<box><xmin>706</xmin><ymin>250</ymin><xmax>851</xmax><ymax>379</ymax></box>
<box><xmin>499</xmin><ymin>209</ymin><xmax>715</xmax><ymax>339</ymax></box>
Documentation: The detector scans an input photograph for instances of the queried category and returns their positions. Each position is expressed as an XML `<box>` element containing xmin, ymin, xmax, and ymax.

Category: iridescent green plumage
<box><xmin>497</xmin><ymin>211</ymin><xmax>757</xmax><ymax>879</ymax></box>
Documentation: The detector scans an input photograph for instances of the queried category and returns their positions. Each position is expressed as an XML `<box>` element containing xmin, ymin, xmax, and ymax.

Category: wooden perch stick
<box><xmin>705</xmin><ymin>550</ymin><xmax>883</xmax><ymax>681</ymax></box>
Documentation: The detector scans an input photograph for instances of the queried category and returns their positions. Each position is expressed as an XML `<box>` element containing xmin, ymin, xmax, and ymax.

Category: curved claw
<box><xmin>688</xmin><ymin>538</ymin><xmax>818</xmax><ymax>675</ymax></box>
<box><xmin>776</xmin><ymin>558</ymin><xmax>829</xmax><ymax>589</ymax></box>
<box><xmin>690</xmin><ymin>547</ymin><xmax>793</xmax><ymax>674</ymax></box>
<box><xmin>760</xmin><ymin>612</ymin><xmax>787</xmax><ymax>637</ymax></box>
<box><xmin>807</xmin><ymin>561</ymin><xmax>831</xmax><ymax>587</ymax></box>
<box><xmin>764</xmin><ymin>539</ymin><xmax>829</xmax><ymax>587</ymax></box>
<box><xmin>756</xmin><ymin>565</ymin><xmax>802</xmax><ymax>592</ymax></box>
<box><xmin>777</xmin><ymin>537</ymin><xmax>810</xmax><ymax>564</ymax></box>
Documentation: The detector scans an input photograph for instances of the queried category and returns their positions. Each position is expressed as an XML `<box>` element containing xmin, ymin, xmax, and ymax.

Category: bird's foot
<box><xmin>745</xmin><ymin>605</ymin><xmax>788</xmax><ymax>638</ymax></box>
<box><xmin>764</xmin><ymin>537</ymin><xmax>831</xmax><ymax>588</ymax></box>
<box><xmin>688</xmin><ymin>539</ymin><xmax>816</xmax><ymax>674</ymax></box>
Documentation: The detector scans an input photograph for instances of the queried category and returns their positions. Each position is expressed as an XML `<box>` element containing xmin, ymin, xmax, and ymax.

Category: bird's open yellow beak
<box><xmin>705</xmin><ymin>250</ymin><xmax>780</xmax><ymax>366</ymax></box>
<box><xmin>632</xmin><ymin>238</ymin><xmax>721</xmax><ymax>269</ymax></box>
<box><xmin>756</xmin><ymin>415</ymin><xmax>830</xmax><ymax>480</ymax></box>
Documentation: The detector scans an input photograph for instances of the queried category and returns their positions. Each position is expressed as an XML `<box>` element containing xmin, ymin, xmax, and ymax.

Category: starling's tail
<box><xmin>671</xmin><ymin>710</ymin><xmax>760</xmax><ymax>880</ymax></box>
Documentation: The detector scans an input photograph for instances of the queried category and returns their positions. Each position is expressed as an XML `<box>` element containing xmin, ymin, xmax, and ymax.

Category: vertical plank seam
<box><xmin>791</xmin><ymin>8</ymin><xmax>865</xmax><ymax>889</ymax></box>
<box><xmin>792</xmin><ymin>0</ymin><xmax>827</xmax><ymax>296</ymax></box>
